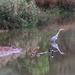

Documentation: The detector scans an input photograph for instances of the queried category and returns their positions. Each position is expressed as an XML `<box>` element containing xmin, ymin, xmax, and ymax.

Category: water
<box><xmin>0</xmin><ymin>17</ymin><xmax>75</xmax><ymax>75</ymax></box>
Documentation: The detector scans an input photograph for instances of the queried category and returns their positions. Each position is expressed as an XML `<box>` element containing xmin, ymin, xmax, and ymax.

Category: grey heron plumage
<box><xmin>49</xmin><ymin>29</ymin><xmax>64</xmax><ymax>42</ymax></box>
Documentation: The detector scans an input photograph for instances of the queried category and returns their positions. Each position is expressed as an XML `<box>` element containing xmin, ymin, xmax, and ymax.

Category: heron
<box><xmin>49</xmin><ymin>29</ymin><xmax>64</xmax><ymax>42</ymax></box>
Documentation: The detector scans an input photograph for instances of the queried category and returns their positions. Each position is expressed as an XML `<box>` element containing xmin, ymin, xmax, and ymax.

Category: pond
<box><xmin>0</xmin><ymin>15</ymin><xmax>75</xmax><ymax>75</ymax></box>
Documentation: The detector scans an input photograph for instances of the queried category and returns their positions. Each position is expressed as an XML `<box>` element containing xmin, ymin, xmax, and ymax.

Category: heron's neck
<box><xmin>56</xmin><ymin>30</ymin><xmax>61</xmax><ymax>36</ymax></box>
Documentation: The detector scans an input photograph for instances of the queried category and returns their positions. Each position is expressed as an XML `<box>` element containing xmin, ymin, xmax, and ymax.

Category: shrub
<box><xmin>0</xmin><ymin>0</ymin><xmax>40</xmax><ymax>29</ymax></box>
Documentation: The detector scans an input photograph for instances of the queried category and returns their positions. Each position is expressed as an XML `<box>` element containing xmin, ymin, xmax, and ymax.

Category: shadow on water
<box><xmin>0</xmin><ymin>14</ymin><xmax>75</xmax><ymax>75</ymax></box>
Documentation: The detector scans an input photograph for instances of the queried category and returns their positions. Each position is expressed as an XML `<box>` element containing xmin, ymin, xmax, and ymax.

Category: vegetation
<box><xmin>0</xmin><ymin>0</ymin><xmax>40</xmax><ymax>29</ymax></box>
<box><xmin>0</xmin><ymin>25</ymin><xmax>75</xmax><ymax>75</ymax></box>
<box><xmin>0</xmin><ymin>0</ymin><xmax>74</xmax><ymax>29</ymax></box>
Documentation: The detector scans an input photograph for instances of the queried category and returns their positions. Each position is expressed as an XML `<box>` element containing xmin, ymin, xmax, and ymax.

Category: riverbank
<box><xmin>0</xmin><ymin>0</ymin><xmax>75</xmax><ymax>29</ymax></box>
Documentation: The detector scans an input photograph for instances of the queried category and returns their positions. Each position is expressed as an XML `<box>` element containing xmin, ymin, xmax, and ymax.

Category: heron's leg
<box><xmin>54</xmin><ymin>40</ymin><xmax>56</xmax><ymax>43</ymax></box>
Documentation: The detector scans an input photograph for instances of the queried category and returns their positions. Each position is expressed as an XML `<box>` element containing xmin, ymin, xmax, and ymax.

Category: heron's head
<box><xmin>60</xmin><ymin>29</ymin><xmax>64</xmax><ymax>31</ymax></box>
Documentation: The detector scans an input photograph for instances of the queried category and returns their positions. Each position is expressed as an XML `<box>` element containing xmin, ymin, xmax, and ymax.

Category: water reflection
<box><xmin>49</xmin><ymin>43</ymin><xmax>65</xmax><ymax>54</ymax></box>
<box><xmin>0</xmin><ymin>46</ymin><xmax>21</xmax><ymax>57</ymax></box>
<box><xmin>27</xmin><ymin>42</ymin><xmax>65</xmax><ymax>59</ymax></box>
<box><xmin>0</xmin><ymin>25</ymin><xmax>75</xmax><ymax>75</ymax></box>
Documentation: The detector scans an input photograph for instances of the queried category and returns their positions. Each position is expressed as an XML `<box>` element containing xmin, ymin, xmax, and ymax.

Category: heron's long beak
<box><xmin>62</xmin><ymin>29</ymin><xmax>65</xmax><ymax>30</ymax></box>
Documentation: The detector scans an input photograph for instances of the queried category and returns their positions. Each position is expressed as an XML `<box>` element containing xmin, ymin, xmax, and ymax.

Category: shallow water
<box><xmin>0</xmin><ymin>15</ymin><xmax>75</xmax><ymax>75</ymax></box>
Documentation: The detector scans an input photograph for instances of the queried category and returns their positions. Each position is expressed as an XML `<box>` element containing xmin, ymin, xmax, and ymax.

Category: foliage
<box><xmin>0</xmin><ymin>0</ymin><xmax>39</xmax><ymax>29</ymax></box>
<box><xmin>0</xmin><ymin>0</ymin><xmax>74</xmax><ymax>29</ymax></box>
<box><xmin>58</xmin><ymin>2</ymin><xmax>74</xmax><ymax>12</ymax></box>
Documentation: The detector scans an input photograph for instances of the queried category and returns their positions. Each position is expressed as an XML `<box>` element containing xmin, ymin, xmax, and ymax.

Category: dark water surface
<box><xmin>0</xmin><ymin>23</ymin><xmax>75</xmax><ymax>75</ymax></box>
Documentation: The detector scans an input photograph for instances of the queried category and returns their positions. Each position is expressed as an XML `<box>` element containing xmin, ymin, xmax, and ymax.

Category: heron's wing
<box><xmin>49</xmin><ymin>35</ymin><xmax>57</xmax><ymax>41</ymax></box>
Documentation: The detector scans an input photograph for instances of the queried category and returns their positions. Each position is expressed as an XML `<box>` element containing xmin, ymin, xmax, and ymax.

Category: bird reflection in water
<box><xmin>49</xmin><ymin>49</ymin><xmax>54</xmax><ymax>58</ymax></box>
<box><xmin>29</xmin><ymin>29</ymin><xmax>65</xmax><ymax>63</ymax></box>
<box><xmin>28</xmin><ymin>46</ymin><xmax>40</xmax><ymax>57</ymax></box>
<box><xmin>36</xmin><ymin>43</ymin><xmax>65</xmax><ymax>59</ymax></box>
<box><xmin>36</xmin><ymin>49</ymin><xmax>59</xmax><ymax>59</ymax></box>
<box><xmin>49</xmin><ymin>43</ymin><xmax>65</xmax><ymax>54</ymax></box>
<box><xmin>30</xmin><ymin>59</ymin><xmax>35</xmax><ymax>64</ymax></box>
